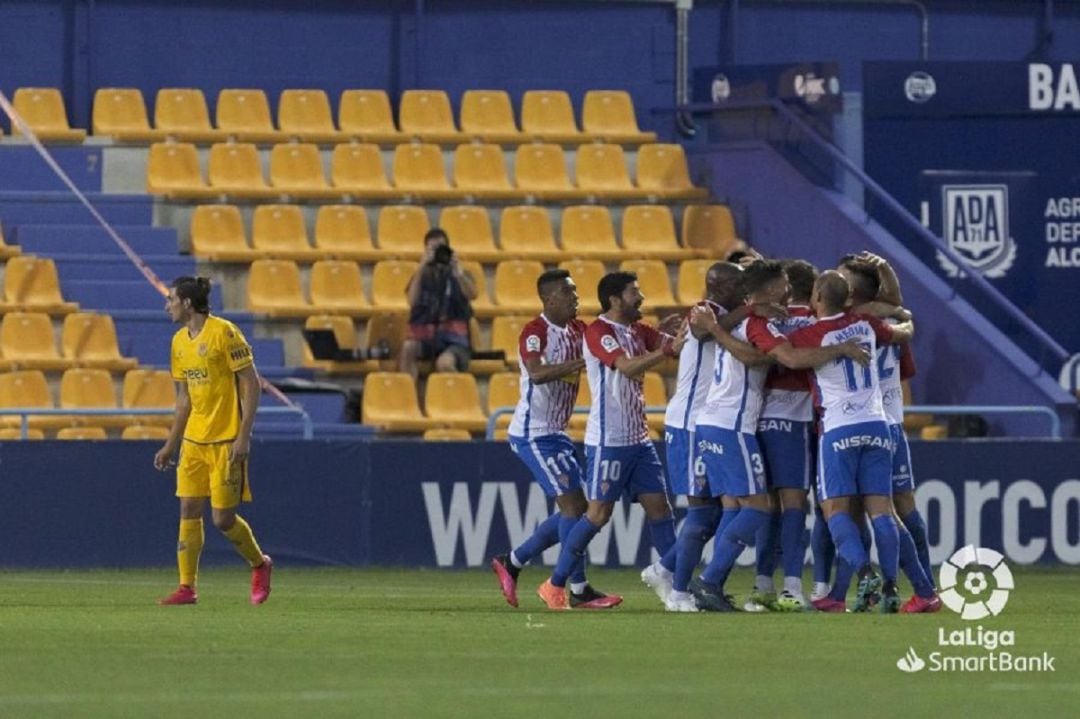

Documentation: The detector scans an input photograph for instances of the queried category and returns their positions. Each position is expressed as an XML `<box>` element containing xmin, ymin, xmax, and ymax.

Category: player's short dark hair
<box><xmin>839</xmin><ymin>255</ymin><xmax>880</xmax><ymax>303</ymax></box>
<box><xmin>741</xmin><ymin>259</ymin><xmax>786</xmax><ymax>297</ymax></box>
<box><xmin>424</xmin><ymin>227</ymin><xmax>449</xmax><ymax>245</ymax></box>
<box><xmin>172</xmin><ymin>276</ymin><xmax>211</xmax><ymax>314</ymax></box>
<box><xmin>598</xmin><ymin>271</ymin><xmax>638</xmax><ymax>312</ymax></box>
<box><xmin>537</xmin><ymin>268</ymin><xmax>571</xmax><ymax>298</ymax></box>
<box><xmin>782</xmin><ymin>259</ymin><xmax>818</xmax><ymax>302</ymax></box>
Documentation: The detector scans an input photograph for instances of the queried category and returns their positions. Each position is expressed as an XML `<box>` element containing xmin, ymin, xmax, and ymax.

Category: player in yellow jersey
<box><xmin>153</xmin><ymin>277</ymin><xmax>272</xmax><ymax>605</ymax></box>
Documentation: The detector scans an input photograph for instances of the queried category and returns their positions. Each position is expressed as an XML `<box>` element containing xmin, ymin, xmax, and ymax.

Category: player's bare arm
<box><xmin>612</xmin><ymin>324</ymin><xmax>686</xmax><ymax>378</ymax></box>
<box><xmin>769</xmin><ymin>339</ymin><xmax>871</xmax><ymax>370</ymax></box>
<box><xmin>154</xmin><ymin>382</ymin><xmax>191</xmax><ymax>471</ymax></box>
<box><xmin>690</xmin><ymin>305</ymin><xmax>771</xmax><ymax>367</ymax></box>
<box><xmin>856</xmin><ymin>301</ymin><xmax>912</xmax><ymax>322</ymax></box>
<box><xmin>859</xmin><ymin>251</ymin><xmax>903</xmax><ymax>306</ymax></box>
<box><xmin>523</xmin><ymin>356</ymin><xmax>586</xmax><ymax>385</ymax></box>
<box><xmin>886</xmin><ymin>319</ymin><xmax>915</xmax><ymax>344</ymax></box>
<box><xmin>229</xmin><ymin>363</ymin><xmax>260</xmax><ymax>464</ymax></box>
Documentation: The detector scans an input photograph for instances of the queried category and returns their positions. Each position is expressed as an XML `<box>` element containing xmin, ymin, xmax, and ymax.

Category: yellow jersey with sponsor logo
<box><xmin>170</xmin><ymin>316</ymin><xmax>254</xmax><ymax>443</ymax></box>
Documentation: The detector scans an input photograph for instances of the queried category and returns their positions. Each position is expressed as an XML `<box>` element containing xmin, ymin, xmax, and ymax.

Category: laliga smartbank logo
<box><xmin>896</xmin><ymin>545</ymin><xmax>1056</xmax><ymax>674</ymax></box>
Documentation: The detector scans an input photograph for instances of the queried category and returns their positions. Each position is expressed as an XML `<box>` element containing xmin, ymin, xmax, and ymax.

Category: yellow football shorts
<box><xmin>175</xmin><ymin>440</ymin><xmax>253</xmax><ymax>509</ymax></box>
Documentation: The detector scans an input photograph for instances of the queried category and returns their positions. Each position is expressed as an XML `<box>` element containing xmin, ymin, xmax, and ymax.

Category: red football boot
<box><xmin>811</xmin><ymin>596</ymin><xmax>847</xmax><ymax>613</ymax></box>
<box><xmin>900</xmin><ymin>593</ymin><xmax>943</xmax><ymax>614</ymax></box>
<box><xmin>159</xmin><ymin>585</ymin><xmax>198</xmax><ymax>606</ymax></box>
<box><xmin>250</xmin><ymin>555</ymin><xmax>273</xmax><ymax>605</ymax></box>
<box><xmin>490</xmin><ymin>554</ymin><xmax>520</xmax><ymax>608</ymax></box>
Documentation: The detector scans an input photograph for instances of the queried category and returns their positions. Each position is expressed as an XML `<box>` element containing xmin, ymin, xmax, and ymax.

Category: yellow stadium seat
<box><xmin>520</xmin><ymin>90</ymin><xmax>581</xmax><ymax>143</ymax></box>
<box><xmin>122</xmin><ymin>425</ymin><xmax>171</xmax><ymax>440</ymax></box>
<box><xmin>453</xmin><ymin>143</ymin><xmax>518</xmax><ymax>200</ymax></box>
<box><xmin>920</xmin><ymin>424</ymin><xmax>949</xmax><ymax>440</ymax></box>
<box><xmin>682</xmin><ymin>205</ymin><xmax>741</xmax><ymax>258</ymax></box>
<box><xmin>376</xmin><ymin>206</ymin><xmax>429</xmax><ymax>258</ymax></box>
<box><xmin>493</xmin><ymin>260</ymin><xmax>544</xmax><ymax>314</ymax></box>
<box><xmin>0</xmin><ymin>370</ymin><xmax>70</xmax><ymax>430</ymax></box>
<box><xmin>568</xmin><ymin>373</ymin><xmax>591</xmax><ymax>436</ymax></box>
<box><xmin>424</xmin><ymin>373</ymin><xmax>488</xmax><ymax>432</ymax></box>
<box><xmin>153</xmin><ymin>88</ymin><xmax>220</xmax><ymax>142</ymax></box>
<box><xmin>370</xmin><ymin>260</ymin><xmax>418</xmax><ymax>311</ymax></box>
<box><xmin>251</xmin><ymin>205</ymin><xmax>323</xmax><ymax>262</ymax></box>
<box><xmin>122</xmin><ymin>368</ymin><xmax>175</xmax><ymax>427</ymax></box>
<box><xmin>575</xmin><ymin>143</ymin><xmax>645</xmax><ymax>199</ymax></box>
<box><xmin>189</xmin><ymin>205</ymin><xmax>256</xmax><ymax>262</ymax></box>
<box><xmin>459</xmin><ymin>90</ymin><xmax>521</xmax><ymax>143</ymax></box>
<box><xmin>146</xmin><ymin>142</ymin><xmax>215</xmax><ymax>198</ymax></box>
<box><xmin>92</xmin><ymin>88</ymin><xmax>161</xmax><ymax>142</ymax></box>
<box><xmin>643</xmin><ymin>371</ymin><xmax>667</xmax><ymax>432</ymax></box>
<box><xmin>301</xmin><ymin>315</ymin><xmax>376</xmax><ymax>374</ymax></box>
<box><xmin>392</xmin><ymin>143</ymin><xmax>454</xmax><ymax>198</ymax></box>
<box><xmin>208</xmin><ymin>142</ymin><xmax>275</xmax><ymax>198</ymax></box>
<box><xmin>437</xmin><ymin>206</ymin><xmax>500</xmax><ymax>263</ymax></box>
<box><xmin>0</xmin><ymin>428</ymin><xmax>45</xmax><ymax>440</ymax></box>
<box><xmin>619</xmin><ymin>259</ymin><xmax>677</xmax><ymax>308</ymax></box>
<box><xmin>366</xmin><ymin>312</ymin><xmax>407</xmax><ymax>362</ymax></box>
<box><xmin>310</xmin><ymin>260</ymin><xmax>371</xmax><ymax>316</ymax></box>
<box><xmin>59</xmin><ymin>368</ymin><xmax>128</xmax><ymax>428</ymax></box>
<box><xmin>423</xmin><ymin>427</ymin><xmax>473</xmax><ymax>441</ymax></box>
<box><xmin>498</xmin><ymin>207</ymin><xmax>562</xmax><ymax>262</ymax></box>
<box><xmin>621</xmin><ymin>205</ymin><xmax>697</xmax><ymax>261</ymax></box>
<box><xmin>246</xmin><ymin>259</ymin><xmax>312</xmax><ymax>317</ymax></box>
<box><xmin>0</xmin><ymin>256</ymin><xmax>77</xmax><ymax>314</ymax></box>
<box><xmin>458</xmin><ymin>260</ymin><xmax>495</xmax><ymax>318</ymax></box>
<box><xmin>277</xmin><ymin>89</ymin><xmax>342</xmax><ymax>143</ymax></box>
<box><xmin>558</xmin><ymin>259</ymin><xmax>605</xmax><ymax>314</ymax></box>
<box><xmin>487</xmin><ymin>372</ymin><xmax>520</xmax><ymax>435</ymax></box>
<box><xmin>313</xmin><ymin>205</ymin><xmax>381</xmax><ymax>261</ymax></box>
<box><xmin>61</xmin><ymin>312</ymin><xmax>138</xmax><ymax>371</ymax></box>
<box><xmin>636</xmin><ymin>143</ymin><xmax>707</xmax><ymax>199</ymax></box>
<box><xmin>398</xmin><ymin>90</ymin><xmax>462</xmax><ymax>143</ymax></box>
<box><xmin>677</xmin><ymin>259</ymin><xmax>713</xmax><ymax>305</ymax></box>
<box><xmin>269</xmin><ymin>143</ymin><xmax>335</xmax><ymax>199</ymax></box>
<box><xmin>330</xmin><ymin>143</ymin><xmax>396</xmax><ymax>199</ymax></box>
<box><xmin>490</xmin><ymin>315</ymin><xmax>532</xmax><ymax>368</ymax></box>
<box><xmin>216</xmin><ymin>89</ymin><xmax>280</xmax><ymax>143</ymax></box>
<box><xmin>56</xmin><ymin>426</ymin><xmax>108</xmax><ymax>440</ymax></box>
<box><xmin>514</xmin><ymin>144</ymin><xmax>579</xmax><ymax>200</ymax></box>
<box><xmin>560</xmin><ymin>206</ymin><xmax>622</xmax><ymax>261</ymax></box>
<box><xmin>0</xmin><ymin>312</ymin><xmax>68</xmax><ymax>371</ymax></box>
<box><xmin>581</xmin><ymin>90</ymin><xmax>657</xmax><ymax>143</ymax></box>
<box><xmin>362</xmin><ymin>371</ymin><xmax>438</xmax><ymax>432</ymax></box>
<box><xmin>12</xmin><ymin>87</ymin><xmax>87</xmax><ymax>142</ymax></box>
<box><xmin>338</xmin><ymin>90</ymin><xmax>401</xmax><ymax>143</ymax></box>
<box><xmin>0</xmin><ymin>223</ymin><xmax>21</xmax><ymax>260</ymax></box>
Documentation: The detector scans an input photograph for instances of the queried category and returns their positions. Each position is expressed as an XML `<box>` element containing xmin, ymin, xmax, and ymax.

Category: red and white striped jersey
<box><xmin>664</xmin><ymin>300</ymin><xmax>726</xmax><ymax>431</ymax></box>
<box><xmin>761</xmin><ymin>305</ymin><xmax>817</xmax><ymax>422</ymax></box>
<box><xmin>508</xmin><ymin>315</ymin><xmax>586</xmax><ymax>439</ymax></box>
<box><xmin>695</xmin><ymin>316</ymin><xmax>782</xmax><ymax>434</ymax></box>
<box><xmin>583</xmin><ymin>316</ymin><xmax>665</xmax><ymax>447</ymax></box>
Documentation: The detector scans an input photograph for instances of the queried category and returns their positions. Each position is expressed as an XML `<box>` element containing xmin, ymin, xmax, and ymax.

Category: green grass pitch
<box><xmin>0</xmin><ymin>566</ymin><xmax>1076</xmax><ymax>718</ymax></box>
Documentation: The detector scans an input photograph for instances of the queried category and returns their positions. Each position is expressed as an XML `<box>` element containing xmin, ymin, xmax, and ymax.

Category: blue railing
<box><xmin>0</xmin><ymin>406</ymin><xmax>314</xmax><ymax>440</ymax></box>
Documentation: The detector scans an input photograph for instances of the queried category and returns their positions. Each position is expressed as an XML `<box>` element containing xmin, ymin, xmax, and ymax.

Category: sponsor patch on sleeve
<box><xmin>600</xmin><ymin>334</ymin><xmax>619</xmax><ymax>352</ymax></box>
<box><xmin>525</xmin><ymin>335</ymin><xmax>541</xmax><ymax>352</ymax></box>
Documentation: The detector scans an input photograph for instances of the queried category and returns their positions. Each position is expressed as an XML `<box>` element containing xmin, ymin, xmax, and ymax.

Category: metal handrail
<box><xmin>0</xmin><ymin>406</ymin><xmax>314</xmax><ymax>440</ymax></box>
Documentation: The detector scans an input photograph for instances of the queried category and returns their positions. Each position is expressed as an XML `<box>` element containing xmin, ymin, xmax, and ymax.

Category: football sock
<box><xmin>826</xmin><ymin>513</ymin><xmax>868</xmax><ymax>602</ymax></box>
<box><xmin>700</xmin><ymin>508</ymin><xmax>769</xmax><ymax>588</ymax></box>
<box><xmin>659</xmin><ymin>541</ymin><xmax>677</xmax><ymax>573</ymax></box>
<box><xmin>648</xmin><ymin>516</ymin><xmax>677</xmax><ymax>557</ymax></box>
<box><xmin>672</xmin><ymin>505</ymin><xmax>718</xmax><ymax>592</ymax></box>
<box><xmin>780</xmin><ymin>508</ymin><xmax>808</xmax><ymax>586</ymax></box>
<box><xmin>811</xmin><ymin>506</ymin><xmax>835</xmax><ymax>584</ymax></box>
<box><xmin>177</xmin><ymin>518</ymin><xmax>204</xmax><ymax>587</ymax></box>
<box><xmin>755</xmin><ymin>511</ymin><xmax>781</xmax><ymax>579</ymax></box>
<box><xmin>870</xmin><ymin>514</ymin><xmax>900</xmax><ymax>584</ymax></box>
<box><xmin>898</xmin><ymin>522</ymin><xmax>936</xmax><ymax>598</ymax></box>
<box><xmin>222</xmin><ymin>515</ymin><xmax>264</xmax><ymax>567</ymax></box>
<box><xmin>570</xmin><ymin>581</ymin><xmax>588</xmax><ymax>594</ymax></box>
<box><xmin>559</xmin><ymin>514</ymin><xmax>588</xmax><ymax>584</ymax></box>
<box><xmin>512</xmin><ymin>511</ymin><xmax>561</xmax><ymax>567</ymax></box>
<box><xmin>901</xmin><ymin>509</ymin><xmax>934</xmax><ymax>587</ymax></box>
<box><xmin>716</xmin><ymin>507</ymin><xmax>739</xmax><ymax>538</ymax></box>
<box><xmin>858</xmin><ymin>516</ymin><xmax>873</xmax><ymax>552</ymax></box>
<box><xmin>551</xmin><ymin>517</ymin><xmax>601</xmax><ymax>588</ymax></box>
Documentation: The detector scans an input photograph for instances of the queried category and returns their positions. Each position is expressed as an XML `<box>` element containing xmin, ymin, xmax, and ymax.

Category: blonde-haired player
<box><xmin>154</xmin><ymin>276</ymin><xmax>272</xmax><ymax>605</ymax></box>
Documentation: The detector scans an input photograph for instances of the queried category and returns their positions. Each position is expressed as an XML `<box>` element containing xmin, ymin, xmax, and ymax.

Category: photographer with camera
<box><xmin>399</xmin><ymin>227</ymin><xmax>479</xmax><ymax>383</ymax></box>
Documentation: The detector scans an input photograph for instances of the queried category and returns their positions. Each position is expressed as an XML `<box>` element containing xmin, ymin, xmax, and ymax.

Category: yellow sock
<box><xmin>177</xmin><ymin>518</ymin><xmax>204</xmax><ymax>587</ymax></box>
<box><xmin>222</xmin><ymin>515</ymin><xmax>264</xmax><ymax>567</ymax></box>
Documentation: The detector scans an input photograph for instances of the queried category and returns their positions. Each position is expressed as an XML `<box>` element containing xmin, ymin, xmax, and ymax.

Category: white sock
<box><xmin>784</xmin><ymin>576</ymin><xmax>803</xmax><ymax>595</ymax></box>
<box><xmin>812</xmin><ymin>581</ymin><xmax>830</xmax><ymax>599</ymax></box>
<box><xmin>655</xmin><ymin>562</ymin><xmax>673</xmax><ymax>579</ymax></box>
<box><xmin>669</xmin><ymin>590</ymin><xmax>692</xmax><ymax>601</ymax></box>
<box><xmin>755</xmin><ymin>575</ymin><xmax>775</xmax><ymax>593</ymax></box>
<box><xmin>570</xmin><ymin>581</ymin><xmax>588</xmax><ymax>594</ymax></box>
<box><xmin>509</xmin><ymin>551</ymin><xmax>524</xmax><ymax>569</ymax></box>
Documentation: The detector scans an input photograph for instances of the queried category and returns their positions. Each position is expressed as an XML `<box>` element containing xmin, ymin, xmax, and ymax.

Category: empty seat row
<box><xmin>0</xmin><ymin>256</ymin><xmax>78</xmax><ymax>315</ymax></box>
<box><xmin>192</xmin><ymin>203</ymin><xmax>735</xmax><ymax>264</ymax></box>
<box><xmin>147</xmin><ymin>141</ymin><xmax>705</xmax><ymax>201</ymax></box>
<box><xmin>0</xmin><ymin>311</ymin><xmax>136</xmax><ymax>372</ymax></box>
<box><xmin>93</xmin><ymin>88</ymin><xmax>654</xmax><ymax>144</ymax></box>
<box><xmin>0</xmin><ymin>426</ymin><xmax>171</xmax><ymax>441</ymax></box>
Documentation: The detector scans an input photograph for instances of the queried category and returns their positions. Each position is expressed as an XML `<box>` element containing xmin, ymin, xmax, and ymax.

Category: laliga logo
<box><xmin>938</xmin><ymin>544</ymin><xmax>1014</xmax><ymax>621</ymax></box>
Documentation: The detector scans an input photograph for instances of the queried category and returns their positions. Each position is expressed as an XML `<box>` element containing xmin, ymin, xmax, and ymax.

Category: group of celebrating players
<box><xmin>490</xmin><ymin>251</ymin><xmax>942</xmax><ymax>614</ymax></box>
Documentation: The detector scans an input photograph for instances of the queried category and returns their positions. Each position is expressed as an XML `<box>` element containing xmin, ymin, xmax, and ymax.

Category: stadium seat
<box><xmin>392</xmin><ymin>143</ymin><xmax>454</xmax><ymax>198</ymax></box>
<box><xmin>92</xmin><ymin>88</ymin><xmax>161</xmax><ymax>142</ymax></box>
<box><xmin>277</xmin><ymin>89</ymin><xmax>341</xmax><ymax>143</ymax></box>
<box><xmin>643</xmin><ymin>371</ymin><xmax>667</xmax><ymax>432</ymax></box>
<box><xmin>365</xmin><ymin>312</ymin><xmax>407</xmax><ymax>367</ymax></box>
<box><xmin>12</xmin><ymin>87</ymin><xmax>87</xmax><ymax>142</ymax></box>
<box><xmin>498</xmin><ymin>207</ymin><xmax>562</xmax><ymax>262</ymax></box>
<box><xmin>458</xmin><ymin>260</ymin><xmax>496</xmax><ymax>318</ymax></box>
<box><xmin>621</xmin><ymin>205</ymin><xmax>698</xmax><ymax>261</ymax></box>
<box><xmin>558</xmin><ymin>259</ymin><xmax>605</xmax><ymax>314</ymax></box>
<box><xmin>453</xmin><ymin>143</ymin><xmax>518</xmax><ymax>199</ymax></box>
<box><xmin>514</xmin><ymin>144</ymin><xmax>578</xmax><ymax>200</ymax></box>
<box><xmin>61</xmin><ymin>312</ymin><xmax>138</xmax><ymax>371</ymax></box>
<box><xmin>269</xmin><ymin>143</ymin><xmax>335</xmax><ymax>199</ymax></box>
<box><xmin>59</xmin><ymin>368</ymin><xmax>128</xmax><ymax>428</ymax></box>
<box><xmin>370</xmin><ymin>260</ymin><xmax>418</xmax><ymax>311</ymax></box>
<box><xmin>619</xmin><ymin>259</ymin><xmax>677</xmax><ymax>308</ymax></box>
<box><xmin>0</xmin><ymin>370</ymin><xmax>69</xmax><ymax>430</ymax></box>
<box><xmin>0</xmin><ymin>256</ymin><xmax>78</xmax><ymax>314</ymax></box>
<box><xmin>361</xmin><ymin>372</ymin><xmax>438</xmax><ymax>432</ymax></box>
<box><xmin>459</xmin><ymin>90</ymin><xmax>521</xmax><ymax>143</ymax></box>
<box><xmin>677</xmin><ymin>259</ymin><xmax>713</xmax><ymax>304</ymax></box>
<box><xmin>423</xmin><ymin>428</ymin><xmax>473</xmax><ymax>441</ymax></box>
<box><xmin>0</xmin><ymin>224</ymin><xmax>21</xmax><ymax>260</ymax></box>
<box><xmin>575</xmin><ymin>143</ymin><xmax>644</xmax><ymax>199</ymax></box>
<box><xmin>636</xmin><ymin>144</ymin><xmax>707</xmax><ymax>199</ymax></box>
<box><xmin>560</xmin><ymin>206</ymin><xmax>622</xmax><ymax>260</ymax></box>
<box><xmin>581</xmin><ymin>90</ymin><xmax>657</xmax><ymax>143</ymax></box>
<box><xmin>0</xmin><ymin>312</ymin><xmax>69</xmax><ymax>371</ymax></box>
<box><xmin>216</xmin><ymin>89</ymin><xmax>280</xmax><ymax>143</ymax></box>
<box><xmin>520</xmin><ymin>90</ymin><xmax>581</xmax><ymax>143</ymax></box>
<box><xmin>330</xmin><ymin>143</ymin><xmax>396</xmax><ymax>199</ymax></box>
<box><xmin>376</xmin><ymin>206</ymin><xmax>429</xmax><ymax>258</ymax></box>
<box><xmin>251</xmin><ymin>205</ymin><xmax>323</xmax><ymax>261</ymax></box>
<box><xmin>424</xmin><ymin>373</ymin><xmax>488</xmax><ymax>432</ymax></box>
<box><xmin>682</xmin><ymin>205</ymin><xmax>741</xmax><ymax>258</ymax></box>
<box><xmin>492</xmin><ymin>260</ymin><xmax>544</xmax><ymax>314</ymax></box>
<box><xmin>568</xmin><ymin>373</ymin><xmax>591</xmax><ymax>437</ymax></box>
<box><xmin>208</xmin><ymin>142</ymin><xmax>275</xmax><ymax>198</ymax></box>
<box><xmin>301</xmin><ymin>315</ymin><xmax>375</xmax><ymax>374</ymax></box>
<box><xmin>437</xmin><ymin>206</ymin><xmax>501</xmax><ymax>263</ymax></box>
<box><xmin>154</xmin><ymin>88</ymin><xmax>220</xmax><ymax>142</ymax></box>
<box><xmin>338</xmin><ymin>90</ymin><xmax>402</xmax><ymax>143</ymax></box>
<box><xmin>189</xmin><ymin>205</ymin><xmax>257</xmax><ymax>262</ymax></box>
<box><xmin>490</xmin><ymin>315</ymin><xmax>532</xmax><ymax>367</ymax></box>
<box><xmin>486</xmin><ymin>372</ymin><xmax>520</xmax><ymax>435</ymax></box>
<box><xmin>309</xmin><ymin>260</ymin><xmax>371</xmax><ymax>316</ymax></box>
<box><xmin>56</xmin><ymin>426</ymin><xmax>108</xmax><ymax>440</ymax></box>
<box><xmin>313</xmin><ymin>205</ymin><xmax>382</xmax><ymax>261</ymax></box>
<box><xmin>122</xmin><ymin>425</ymin><xmax>171</xmax><ymax>440</ymax></box>
<box><xmin>246</xmin><ymin>259</ymin><xmax>312</xmax><ymax>317</ymax></box>
<box><xmin>398</xmin><ymin>90</ymin><xmax>462</xmax><ymax>143</ymax></box>
<box><xmin>122</xmin><ymin>368</ymin><xmax>175</xmax><ymax>428</ymax></box>
<box><xmin>0</xmin><ymin>428</ymin><xmax>45</xmax><ymax>440</ymax></box>
<box><xmin>146</xmin><ymin>142</ymin><xmax>215</xmax><ymax>198</ymax></box>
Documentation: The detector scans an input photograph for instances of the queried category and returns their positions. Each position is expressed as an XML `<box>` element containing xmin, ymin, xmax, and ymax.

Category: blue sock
<box><xmin>870</xmin><ymin>514</ymin><xmax>899</xmax><ymax>584</ymax></box>
<box><xmin>559</xmin><ymin>514</ymin><xmax>587</xmax><ymax>584</ymax></box>
<box><xmin>659</xmin><ymin>531</ymin><xmax>678</xmax><ymax>573</ymax></box>
<box><xmin>780</xmin><ymin>508</ymin><xmax>807</xmax><ymax>581</ymax></box>
<box><xmin>551</xmin><ymin>517</ymin><xmax>601</xmax><ymax>587</ymax></box>
<box><xmin>858</xmin><ymin>517</ymin><xmax>873</xmax><ymax>553</ymax></box>
<box><xmin>898</xmin><ymin>523</ymin><xmax>935</xmax><ymax>598</ymax></box>
<box><xmin>648</xmin><ymin>516</ymin><xmax>676</xmax><ymax>557</ymax></box>
<box><xmin>755</xmin><ymin>511</ymin><xmax>781</xmax><ymax>578</ymax></box>
<box><xmin>811</xmin><ymin>507</ymin><xmax>835</xmax><ymax>584</ymax></box>
<box><xmin>716</xmin><ymin>507</ymin><xmax>739</xmax><ymax>537</ymax></box>
<box><xmin>673</xmin><ymin>505</ymin><xmax>718</xmax><ymax>592</ymax></box>
<box><xmin>826</xmin><ymin>513</ymin><xmax>868</xmax><ymax>601</ymax></box>
<box><xmin>700</xmin><ymin>508</ymin><xmax>769</xmax><ymax>588</ymax></box>
<box><xmin>511</xmin><ymin>512</ymin><xmax>561</xmax><ymax>566</ymax></box>
<box><xmin>901</xmin><ymin>509</ymin><xmax>933</xmax><ymax>588</ymax></box>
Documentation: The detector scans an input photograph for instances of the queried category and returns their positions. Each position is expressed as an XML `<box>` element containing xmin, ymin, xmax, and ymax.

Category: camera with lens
<box><xmin>360</xmin><ymin>339</ymin><xmax>392</xmax><ymax>360</ymax></box>
<box><xmin>432</xmin><ymin>244</ymin><xmax>454</xmax><ymax>265</ymax></box>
